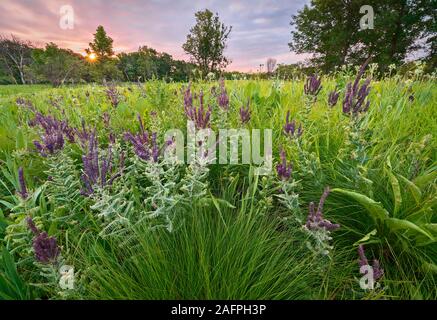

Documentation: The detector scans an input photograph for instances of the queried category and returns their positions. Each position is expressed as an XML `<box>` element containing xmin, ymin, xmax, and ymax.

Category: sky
<box><xmin>0</xmin><ymin>0</ymin><xmax>311</xmax><ymax>72</ymax></box>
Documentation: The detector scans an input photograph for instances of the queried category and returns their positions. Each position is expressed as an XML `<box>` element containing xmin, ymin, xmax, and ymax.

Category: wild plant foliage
<box><xmin>0</xmin><ymin>65</ymin><xmax>435</xmax><ymax>299</ymax></box>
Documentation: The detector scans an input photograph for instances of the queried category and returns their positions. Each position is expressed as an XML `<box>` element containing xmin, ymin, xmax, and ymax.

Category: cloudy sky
<box><xmin>0</xmin><ymin>0</ymin><xmax>311</xmax><ymax>71</ymax></box>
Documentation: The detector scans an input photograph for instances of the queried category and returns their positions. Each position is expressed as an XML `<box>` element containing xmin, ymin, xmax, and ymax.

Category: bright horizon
<box><xmin>0</xmin><ymin>0</ymin><xmax>311</xmax><ymax>72</ymax></box>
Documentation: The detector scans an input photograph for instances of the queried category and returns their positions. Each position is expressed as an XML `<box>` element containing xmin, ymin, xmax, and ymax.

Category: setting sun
<box><xmin>87</xmin><ymin>52</ymin><xmax>97</xmax><ymax>61</ymax></box>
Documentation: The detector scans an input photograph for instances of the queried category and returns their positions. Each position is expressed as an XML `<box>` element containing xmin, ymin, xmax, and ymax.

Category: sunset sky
<box><xmin>0</xmin><ymin>0</ymin><xmax>311</xmax><ymax>72</ymax></box>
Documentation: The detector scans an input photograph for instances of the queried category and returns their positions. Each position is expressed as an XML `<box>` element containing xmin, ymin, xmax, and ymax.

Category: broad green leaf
<box><xmin>331</xmin><ymin>188</ymin><xmax>389</xmax><ymax>221</ymax></box>
<box><xmin>386</xmin><ymin>218</ymin><xmax>435</xmax><ymax>241</ymax></box>
<box><xmin>397</xmin><ymin>174</ymin><xmax>421</xmax><ymax>205</ymax></box>
<box><xmin>386</xmin><ymin>168</ymin><xmax>402</xmax><ymax>216</ymax></box>
<box><xmin>413</xmin><ymin>169</ymin><xmax>437</xmax><ymax>190</ymax></box>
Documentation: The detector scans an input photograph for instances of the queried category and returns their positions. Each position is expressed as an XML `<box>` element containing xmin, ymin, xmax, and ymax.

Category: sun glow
<box><xmin>87</xmin><ymin>53</ymin><xmax>97</xmax><ymax>61</ymax></box>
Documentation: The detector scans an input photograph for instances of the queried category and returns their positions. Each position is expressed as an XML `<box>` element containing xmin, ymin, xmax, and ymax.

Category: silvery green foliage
<box><xmin>44</xmin><ymin>152</ymin><xmax>86</xmax><ymax>223</ymax></box>
<box><xmin>141</xmin><ymin>152</ymin><xmax>183</xmax><ymax>232</ymax></box>
<box><xmin>294</xmin><ymin>139</ymin><xmax>322</xmax><ymax>187</ymax></box>
<box><xmin>276</xmin><ymin>179</ymin><xmax>303</xmax><ymax>224</ymax></box>
<box><xmin>180</xmin><ymin>155</ymin><xmax>210</xmax><ymax>201</ymax></box>
<box><xmin>302</xmin><ymin>188</ymin><xmax>339</xmax><ymax>256</ymax></box>
<box><xmin>302</xmin><ymin>225</ymin><xmax>335</xmax><ymax>256</ymax></box>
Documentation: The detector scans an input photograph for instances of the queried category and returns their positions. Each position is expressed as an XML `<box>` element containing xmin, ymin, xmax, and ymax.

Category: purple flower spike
<box><xmin>17</xmin><ymin>167</ymin><xmax>28</xmax><ymax>200</ymax></box>
<box><xmin>343</xmin><ymin>58</ymin><xmax>372</xmax><ymax>115</ymax></box>
<box><xmin>105</xmin><ymin>83</ymin><xmax>120</xmax><ymax>108</ymax></box>
<box><xmin>283</xmin><ymin>111</ymin><xmax>303</xmax><ymax>138</ymax></box>
<box><xmin>29</xmin><ymin>111</ymin><xmax>74</xmax><ymax>156</ymax></box>
<box><xmin>304</xmin><ymin>75</ymin><xmax>322</xmax><ymax>97</ymax></box>
<box><xmin>305</xmin><ymin>187</ymin><xmax>340</xmax><ymax>231</ymax></box>
<box><xmin>124</xmin><ymin>114</ymin><xmax>162</xmax><ymax>162</ymax></box>
<box><xmin>26</xmin><ymin>216</ymin><xmax>40</xmax><ymax>235</ymax></box>
<box><xmin>239</xmin><ymin>100</ymin><xmax>251</xmax><ymax>124</ymax></box>
<box><xmin>184</xmin><ymin>90</ymin><xmax>212</xmax><ymax>129</ymax></box>
<box><xmin>217</xmin><ymin>78</ymin><xmax>229</xmax><ymax>111</ymax></box>
<box><xmin>276</xmin><ymin>148</ymin><xmax>292</xmax><ymax>180</ymax></box>
<box><xmin>80</xmin><ymin>130</ymin><xmax>122</xmax><ymax>196</ymax></box>
<box><xmin>33</xmin><ymin>232</ymin><xmax>60</xmax><ymax>264</ymax></box>
<box><xmin>328</xmin><ymin>88</ymin><xmax>340</xmax><ymax>107</ymax></box>
<box><xmin>357</xmin><ymin>244</ymin><xmax>384</xmax><ymax>281</ymax></box>
<box><xmin>184</xmin><ymin>83</ymin><xmax>193</xmax><ymax>110</ymax></box>
<box><xmin>26</xmin><ymin>216</ymin><xmax>60</xmax><ymax>264</ymax></box>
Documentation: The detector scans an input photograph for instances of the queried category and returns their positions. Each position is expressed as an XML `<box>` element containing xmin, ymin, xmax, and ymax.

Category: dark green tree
<box><xmin>86</xmin><ymin>25</ymin><xmax>114</xmax><ymax>60</ymax></box>
<box><xmin>29</xmin><ymin>43</ymin><xmax>84</xmax><ymax>86</ymax></box>
<box><xmin>289</xmin><ymin>0</ymin><xmax>432</xmax><ymax>72</ymax></box>
<box><xmin>183</xmin><ymin>9</ymin><xmax>232</xmax><ymax>74</ymax></box>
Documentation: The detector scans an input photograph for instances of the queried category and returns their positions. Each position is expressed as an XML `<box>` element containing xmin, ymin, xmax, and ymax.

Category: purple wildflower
<box><xmin>283</xmin><ymin>111</ymin><xmax>303</xmax><ymax>138</ymax></box>
<box><xmin>343</xmin><ymin>58</ymin><xmax>372</xmax><ymax>115</ymax></box>
<box><xmin>17</xmin><ymin>167</ymin><xmax>28</xmax><ymax>200</ymax></box>
<box><xmin>26</xmin><ymin>217</ymin><xmax>60</xmax><ymax>264</ymax></box>
<box><xmin>304</xmin><ymin>75</ymin><xmax>322</xmax><ymax>97</ymax></box>
<box><xmin>33</xmin><ymin>232</ymin><xmax>60</xmax><ymax>264</ymax></box>
<box><xmin>29</xmin><ymin>112</ymin><xmax>75</xmax><ymax>156</ymax></box>
<box><xmin>358</xmin><ymin>244</ymin><xmax>384</xmax><ymax>280</ymax></box>
<box><xmin>105</xmin><ymin>83</ymin><xmax>120</xmax><ymax>108</ymax></box>
<box><xmin>305</xmin><ymin>187</ymin><xmax>340</xmax><ymax>231</ymax></box>
<box><xmin>124</xmin><ymin>114</ymin><xmax>160</xmax><ymax>162</ymax></box>
<box><xmin>80</xmin><ymin>131</ymin><xmax>122</xmax><ymax>196</ymax></box>
<box><xmin>26</xmin><ymin>216</ymin><xmax>39</xmax><ymax>235</ymax></box>
<box><xmin>184</xmin><ymin>91</ymin><xmax>212</xmax><ymax>129</ymax></box>
<box><xmin>16</xmin><ymin>98</ymin><xmax>36</xmax><ymax>112</ymax></box>
<box><xmin>183</xmin><ymin>83</ymin><xmax>193</xmax><ymax>110</ymax></box>
<box><xmin>276</xmin><ymin>148</ymin><xmax>292</xmax><ymax>180</ymax></box>
<box><xmin>102</xmin><ymin>112</ymin><xmax>116</xmax><ymax>144</ymax></box>
<box><xmin>217</xmin><ymin>78</ymin><xmax>229</xmax><ymax>110</ymax></box>
<box><xmin>328</xmin><ymin>88</ymin><xmax>340</xmax><ymax>107</ymax></box>
<box><xmin>239</xmin><ymin>100</ymin><xmax>251</xmax><ymax>124</ymax></box>
<box><xmin>75</xmin><ymin>119</ymin><xmax>92</xmax><ymax>148</ymax></box>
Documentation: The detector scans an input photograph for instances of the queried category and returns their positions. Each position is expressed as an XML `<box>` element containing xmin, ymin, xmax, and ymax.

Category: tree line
<box><xmin>0</xmin><ymin>3</ymin><xmax>435</xmax><ymax>86</ymax></box>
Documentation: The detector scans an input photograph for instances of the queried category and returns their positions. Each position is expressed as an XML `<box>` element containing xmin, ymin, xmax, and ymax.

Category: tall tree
<box><xmin>86</xmin><ymin>26</ymin><xmax>120</xmax><ymax>82</ymax></box>
<box><xmin>289</xmin><ymin>0</ymin><xmax>432</xmax><ymax>72</ymax></box>
<box><xmin>183</xmin><ymin>9</ymin><xmax>232</xmax><ymax>74</ymax></box>
<box><xmin>0</xmin><ymin>35</ymin><xmax>33</xmax><ymax>84</ymax></box>
<box><xmin>86</xmin><ymin>25</ymin><xmax>114</xmax><ymax>60</ymax></box>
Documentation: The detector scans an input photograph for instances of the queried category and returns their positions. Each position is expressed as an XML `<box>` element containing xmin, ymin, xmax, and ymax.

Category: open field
<box><xmin>0</xmin><ymin>73</ymin><xmax>436</xmax><ymax>300</ymax></box>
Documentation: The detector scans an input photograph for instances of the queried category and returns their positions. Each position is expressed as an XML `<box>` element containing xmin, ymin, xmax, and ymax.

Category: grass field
<box><xmin>0</xmin><ymin>72</ymin><xmax>436</xmax><ymax>300</ymax></box>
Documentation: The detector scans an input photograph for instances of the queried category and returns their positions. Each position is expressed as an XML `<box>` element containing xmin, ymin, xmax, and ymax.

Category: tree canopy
<box><xmin>289</xmin><ymin>0</ymin><xmax>434</xmax><ymax>72</ymax></box>
<box><xmin>183</xmin><ymin>9</ymin><xmax>232</xmax><ymax>74</ymax></box>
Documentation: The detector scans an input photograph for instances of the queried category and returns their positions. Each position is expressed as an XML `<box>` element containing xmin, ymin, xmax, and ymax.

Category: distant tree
<box><xmin>183</xmin><ymin>9</ymin><xmax>232</xmax><ymax>74</ymax></box>
<box><xmin>29</xmin><ymin>43</ymin><xmax>84</xmax><ymax>86</ymax></box>
<box><xmin>0</xmin><ymin>35</ymin><xmax>33</xmax><ymax>84</ymax></box>
<box><xmin>86</xmin><ymin>25</ymin><xmax>114</xmax><ymax>60</ymax></box>
<box><xmin>266</xmin><ymin>58</ymin><xmax>277</xmax><ymax>74</ymax></box>
<box><xmin>289</xmin><ymin>0</ymin><xmax>432</xmax><ymax>72</ymax></box>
